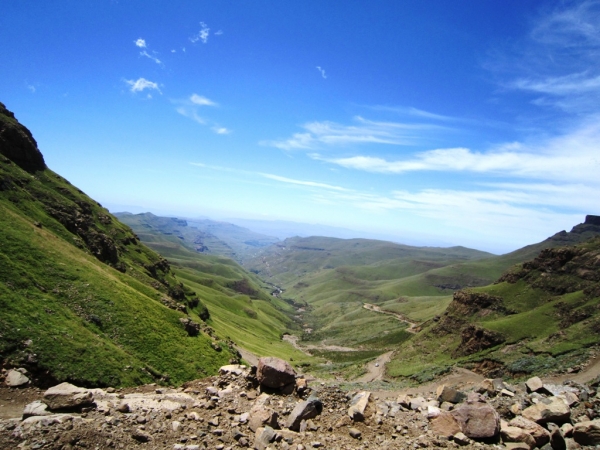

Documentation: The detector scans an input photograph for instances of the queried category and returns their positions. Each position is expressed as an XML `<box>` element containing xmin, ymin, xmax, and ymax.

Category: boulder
<box><xmin>526</xmin><ymin>376</ymin><xmax>543</xmax><ymax>393</ymax></box>
<box><xmin>286</xmin><ymin>395</ymin><xmax>323</xmax><ymax>431</ymax></box>
<box><xmin>348</xmin><ymin>391</ymin><xmax>370</xmax><ymax>421</ymax></box>
<box><xmin>257</xmin><ymin>357</ymin><xmax>296</xmax><ymax>389</ymax></box>
<box><xmin>436</xmin><ymin>385</ymin><xmax>466</xmax><ymax>404</ymax></box>
<box><xmin>522</xmin><ymin>397</ymin><xmax>571</xmax><ymax>424</ymax></box>
<box><xmin>509</xmin><ymin>416</ymin><xmax>550</xmax><ymax>447</ymax></box>
<box><xmin>451</xmin><ymin>394</ymin><xmax>500</xmax><ymax>439</ymax></box>
<box><xmin>43</xmin><ymin>382</ymin><xmax>94</xmax><ymax>410</ymax></box>
<box><xmin>501</xmin><ymin>423</ymin><xmax>536</xmax><ymax>449</ymax></box>
<box><xmin>548</xmin><ymin>422</ymin><xmax>566</xmax><ymax>450</ymax></box>
<box><xmin>5</xmin><ymin>369</ymin><xmax>30</xmax><ymax>387</ymax></box>
<box><xmin>573</xmin><ymin>420</ymin><xmax>600</xmax><ymax>446</ymax></box>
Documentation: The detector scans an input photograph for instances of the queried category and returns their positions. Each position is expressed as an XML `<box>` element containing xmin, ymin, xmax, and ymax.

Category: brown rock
<box><xmin>436</xmin><ymin>385</ymin><xmax>466</xmax><ymax>404</ymax></box>
<box><xmin>501</xmin><ymin>424</ymin><xmax>536</xmax><ymax>449</ymax></box>
<box><xmin>509</xmin><ymin>416</ymin><xmax>550</xmax><ymax>447</ymax></box>
<box><xmin>254</xmin><ymin>426</ymin><xmax>276</xmax><ymax>450</ymax></box>
<box><xmin>573</xmin><ymin>420</ymin><xmax>600</xmax><ymax>446</ymax></box>
<box><xmin>522</xmin><ymin>397</ymin><xmax>571</xmax><ymax>424</ymax></box>
<box><xmin>525</xmin><ymin>376</ymin><xmax>543</xmax><ymax>393</ymax></box>
<box><xmin>348</xmin><ymin>391</ymin><xmax>370</xmax><ymax>421</ymax></box>
<box><xmin>257</xmin><ymin>357</ymin><xmax>296</xmax><ymax>389</ymax></box>
<box><xmin>451</xmin><ymin>396</ymin><xmax>500</xmax><ymax>439</ymax></box>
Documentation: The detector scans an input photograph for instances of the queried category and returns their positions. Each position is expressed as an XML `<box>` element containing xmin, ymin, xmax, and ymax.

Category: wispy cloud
<box><xmin>26</xmin><ymin>84</ymin><xmax>36</xmax><ymax>93</ymax></box>
<box><xmin>190</xmin><ymin>22</ymin><xmax>211</xmax><ymax>44</ymax></box>
<box><xmin>175</xmin><ymin>93</ymin><xmax>229</xmax><ymax>133</ymax></box>
<box><xmin>134</xmin><ymin>38</ymin><xmax>146</xmax><ymax>48</ymax></box>
<box><xmin>501</xmin><ymin>0</ymin><xmax>600</xmax><ymax>114</ymax></box>
<box><xmin>259</xmin><ymin>173</ymin><xmax>349</xmax><ymax>191</ymax></box>
<box><xmin>313</xmin><ymin>117</ymin><xmax>600</xmax><ymax>185</ymax></box>
<box><xmin>190</xmin><ymin>94</ymin><xmax>217</xmax><ymax>106</ymax></box>
<box><xmin>316</xmin><ymin>66</ymin><xmax>327</xmax><ymax>79</ymax></box>
<box><xmin>140</xmin><ymin>50</ymin><xmax>162</xmax><ymax>65</ymax></box>
<box><xmin>263</xmin><ymin>116</ymin><xmax>449</xmax><ymax>150</ymax></box>
<box><xmin>125</xmin><ymin>77</ymin><xmax>161</xmax><ymax>94</ymax></box>
<box><xmin>212</xmin><ymin>126</ymin><xmax>231</xmax><ymax>135</ymax></box>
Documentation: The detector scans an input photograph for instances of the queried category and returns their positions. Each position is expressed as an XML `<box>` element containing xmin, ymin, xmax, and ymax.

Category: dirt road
<box><xmin>363</xmin><ymin>303</ymin><xmax>420</xmax><ymax>333</ymax></box>
<box><xmin>355</xmin><ymin>351</ymin><xmax>394</xmax><ymax>382</ymax></box>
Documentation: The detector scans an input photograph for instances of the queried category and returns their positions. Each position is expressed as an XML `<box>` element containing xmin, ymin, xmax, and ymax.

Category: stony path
<box><xmin>355</xmin><ymin>351</ymin><xmax>394</xmax><ymax>383</ymax></box>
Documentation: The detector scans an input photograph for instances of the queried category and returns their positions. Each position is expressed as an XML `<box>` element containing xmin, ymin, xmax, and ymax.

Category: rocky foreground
<box><xmin>2</xmin><ymin>358</ymin><xmax>600</xmax><ymax>449</ymax></box>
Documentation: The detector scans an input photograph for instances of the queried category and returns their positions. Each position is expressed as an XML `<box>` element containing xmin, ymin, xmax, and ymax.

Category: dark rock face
<box><xmin>0</xmin><ymin>102</ymin><xmax>46</xmax><ymax>172</ymax></box>
<box><xmin>585</xmin><ymin>215</ymin><xmax>600</xmax><ymax>226</ymax></box>
<box><xmin>454</xmin><ymin>325</ymin><xmax>505</xmax><ymax>357</ymax></box>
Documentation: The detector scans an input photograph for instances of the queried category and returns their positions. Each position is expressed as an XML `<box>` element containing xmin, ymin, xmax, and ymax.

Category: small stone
<box><xmin>349</xmin><ymin>427</ymin><xmax>362</xmax><ymax>439</ymax></box>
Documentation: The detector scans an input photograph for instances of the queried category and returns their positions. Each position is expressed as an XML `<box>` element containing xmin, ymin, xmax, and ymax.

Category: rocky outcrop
<box><xmin>454</xmin><ymin>325</ymin><xmax>505</xmax><ymax>357</ymax></box>
<box><xmin>0</xmin><ymin>102</ymin><xmax>46</xmax><ymax>173</ymax></box>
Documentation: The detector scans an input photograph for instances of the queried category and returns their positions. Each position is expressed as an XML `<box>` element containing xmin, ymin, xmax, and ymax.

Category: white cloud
<box><xmin>212</xmin><ymin>126</ymin><xmax>231</xmax><ymax>134</ymax></box>
<box><xmin>134</xmin><ymin>38</ymin><xmax>146</xmax><ymax>48</ymax></box>
<box><xmin>259</xmin><ymin>173</ymin><xmax>349</xmax><ymax>192</ymax></box>
<box><xmin>125</xmin><ymin>77</ymin><xmax>161</xmax><ymax>94</ymax></box>
<box><xmin>215</xmin><ymin>30</ymin><xmax>223</xmax><ymax>36</ymax></box>
<box><xmin>27</xmin><ymin>84</ymin><xmax>36</xmax><ymax>93</ymax></box>
<box><xmin>174</xmin><ymin>94</ymin><xmax>227</xmax><ymax>131</ymax></box>
<box><xmin>316</xmin><ymin>66</ymin><xmax>327</xmax><ymax>79</ymax></box>
<box><xmin>263</xmin><ymin>116</ymin><xmax>449</xmax><ymax>150</ymax></box>
<box><xmin>190</xmin><ymin>22</ymin><xmax>210</xmax><ymax>44</ymax></box>
<box><xmin>190</xmin><ymin>94</ymin><xmax>217</xmax><ymax>106</ymax></box>
<box><xmin>140</xmin><ymin>50</ymin><xmax>162</xmax><ymax>65</ymax></box>
<box><xmin>176</xmin><ymin>106</ymin><xmax>205</xmax><ymax>124</ymax></box>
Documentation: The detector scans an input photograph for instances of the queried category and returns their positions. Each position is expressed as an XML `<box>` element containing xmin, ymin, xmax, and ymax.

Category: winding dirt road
<box><xmin>363</xmin><ymin>303</ymin><xmax>420</xmax><ymax>333</ymax></box>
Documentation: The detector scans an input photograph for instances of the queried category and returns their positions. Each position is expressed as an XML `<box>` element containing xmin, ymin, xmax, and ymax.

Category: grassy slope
<box><xmin>114</xmin><ymin>217</ymin><xmax>314</xmax><ymax>365</ymax></box>
<box><xmin>0</xmin><ymin>105</ymin><xmax>248</xmax><ymax>386</ymax></box>
<box><xmin>387</xmin><ymin>237</ymin><xmax>600</xmax><ymax>382</ymax></box>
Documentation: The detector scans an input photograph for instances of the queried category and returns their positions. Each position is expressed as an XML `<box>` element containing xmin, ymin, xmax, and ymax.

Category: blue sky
<box><xmin>2</xmin><ymin>1</ymin><xmax>599</xmax><ymax>253</ymax></box>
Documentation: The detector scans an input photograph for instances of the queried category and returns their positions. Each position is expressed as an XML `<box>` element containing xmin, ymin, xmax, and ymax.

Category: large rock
<box><xmin>573</xmin><ymin>420</ymin><xmax>600</xmax><ymax>446</ymax></box>
<box><xmin>522</xmin><ymin>397</ymin><xmax>570</xmax><ymax>424</ymax></box>
<box><xmin>501</xmin><ymin>423</ymin><xmax>536</xmax><ymax>449</ymax></box>
<box><xmin>286</xmin><ymin>395</ymin><xmax>323</xmax><ymax>431</ymax></box>
<box><xmin>451</xmin><ymin>394</ymin><xmax>500</xmax><ymax>439</ymax></box>
<box><xmin>348</xmin><ymin>391</ymin><xmax>370</xmax><ymax>421</ymax></box>
<box><xmin>5</xmin><ymin>369</ymin><xmax>30</xmax><ymax>387</ymax></box>
<box><xmin>257</xmin><ymin>357</ymin><xmax>296</xmax><ymax>389</ymax></box>
<box><xmin>509</xmin><ymin>416</ymin><xmax>550</xmax><ymax>447</ymax></box>
<box><xmin>436</xmin><ymin>385</ymin><xmax>466</xmax><ymax>404</ymax></box>
<box><xmin>43</xmin><ymin>382</ymin><xmax>94</xmax><ymax>410</ymax></box>
<box><xmin>525</xmin><ymin>376</ymin><xmax>543</xmax><ymax>393</ymax></box>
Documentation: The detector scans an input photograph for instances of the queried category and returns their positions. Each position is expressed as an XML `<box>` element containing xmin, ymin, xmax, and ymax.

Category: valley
<box><xmin>3</xmin><ymin>100</ymin><xmax>600</xmax><ymax>449</ymax></box>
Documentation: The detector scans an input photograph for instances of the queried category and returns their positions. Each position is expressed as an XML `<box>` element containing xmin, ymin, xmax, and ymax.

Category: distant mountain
<box><xmin>115</xmin><ymin>212</ymin><xmax>279</xmax><ymax>263</ymax></box>
<box><xmin>0</xmin><ymin>102</ymin><xmax>245</xmax><ymax>387</ymax></box>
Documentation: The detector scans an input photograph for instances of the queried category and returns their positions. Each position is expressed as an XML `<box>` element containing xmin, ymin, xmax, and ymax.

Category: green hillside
<box><xmin>114</xmin><ymin>214</ymin><xmax>314</xmax><ymax>364</ymax></box>
<box><xmin>0</xmin><ymin>101</ymin><xmax>275</xmax><ymax>387</ymax></box>
<box><xmin>387</xmin><ymin>234</ymin><xmax>600</xmax><ymax>383</ymax></box>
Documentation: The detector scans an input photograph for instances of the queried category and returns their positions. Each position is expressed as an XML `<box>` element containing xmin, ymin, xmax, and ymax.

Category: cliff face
<box><xmin>0</xmin><ymin>102</ymin><xmax>46</xmax><ymax>172</ymax></box>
